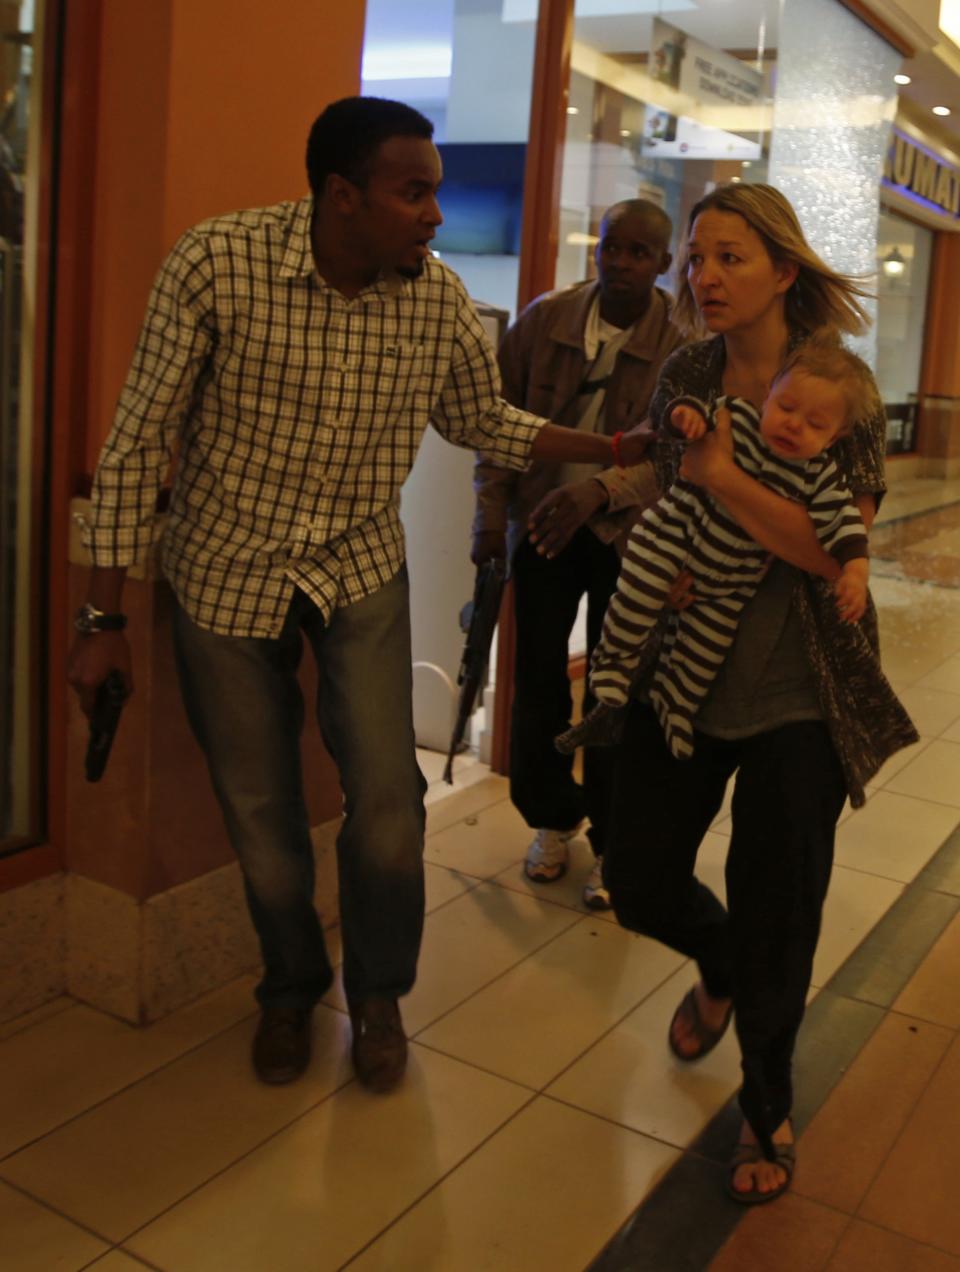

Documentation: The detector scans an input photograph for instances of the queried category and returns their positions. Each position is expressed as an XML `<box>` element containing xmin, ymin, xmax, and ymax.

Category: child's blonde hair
<box><xmin>773</xmin><ymin>336</ymin><xmax>882</xmax><ymax>437</ymax></box>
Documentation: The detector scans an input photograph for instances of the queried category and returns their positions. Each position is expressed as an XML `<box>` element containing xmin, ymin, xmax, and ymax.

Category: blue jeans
<box><xmin>171</xmin><ymin>571</ymin><xmax>427</xmax><ymax>1010</ymax></box>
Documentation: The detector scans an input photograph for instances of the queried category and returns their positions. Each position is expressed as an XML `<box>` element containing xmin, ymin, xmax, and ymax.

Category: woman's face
<box><xmin>686</xmin><ymin>208</ymin><xmax>798</xmax><ymax>337</ymax></box>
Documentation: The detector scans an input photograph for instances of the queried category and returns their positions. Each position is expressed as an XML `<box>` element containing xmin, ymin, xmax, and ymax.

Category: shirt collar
<box><xmin>277</xmin><ymin>195</ymin><xmax>411</xmax><ymax>301</ymax></box>
<box><xmin>277</xmin><ymin>196</ymin><xmax>317</xmax><ymax>279</ymax></box>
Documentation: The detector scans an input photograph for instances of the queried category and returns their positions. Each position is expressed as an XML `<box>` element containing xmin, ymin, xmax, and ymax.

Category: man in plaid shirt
<box><xmin>68</xmin><ymin>97</ymin><xmax>651</xmax><ymax>1092</ymax></box>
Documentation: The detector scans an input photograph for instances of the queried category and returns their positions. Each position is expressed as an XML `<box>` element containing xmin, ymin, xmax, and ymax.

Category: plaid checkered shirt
<box><xmin>85</xmin><ymin>196</ymin><xmax>544</xmax><ymax>636</ymax></box>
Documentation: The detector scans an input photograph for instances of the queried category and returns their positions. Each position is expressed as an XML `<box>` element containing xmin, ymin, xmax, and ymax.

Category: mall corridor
<box><xmin>2</xmin><ymin>480</ymin><xmax>960</xmax><ymax>1270</ymax></box>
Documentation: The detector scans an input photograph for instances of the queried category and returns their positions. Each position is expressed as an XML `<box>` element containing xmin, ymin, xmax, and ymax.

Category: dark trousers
<box><xmin>171</xmin><ymin>573</ymin><xmax>427</xmax><ymax>1011</ymax></box>
<box><xmin>510</xmin><ymin>528</ymin><xmax>622</xmax><ymax>854</ymax></box>
<box><xmin>606</xmin><ymin>703</ymin><xmax>845</xmax><ymax>1148</ymax></box>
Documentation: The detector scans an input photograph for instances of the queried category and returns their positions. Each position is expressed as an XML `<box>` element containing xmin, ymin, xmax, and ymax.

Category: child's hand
<box><xmin>670</xmin><ymin>404</ymin><xmax>707</xmax><ymax>441</ymax></box>
<box><xmin>834</xmin><ymin>571</ymin><xmax>867</xmax><ymax>623</ymax></box>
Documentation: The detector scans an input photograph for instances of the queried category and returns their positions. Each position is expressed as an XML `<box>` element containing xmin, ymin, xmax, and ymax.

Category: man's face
<box><xmin>351</xmin><ymin>136</ymin><xmax>443</xmax><ymax>278</ymax></box>
<box><xmin>594</xmin><ymin>210</ymin><xmax>671</xmax><ymax>308</ymax></box>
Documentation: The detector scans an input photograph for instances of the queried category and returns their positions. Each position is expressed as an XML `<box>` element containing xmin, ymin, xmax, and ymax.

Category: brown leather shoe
<box><xmin>252</xmin><ymin>1006</ymin><xmax>313</xmax><ymax>1084</ymax></box>
<box><xmin>350</xmin><ymin>995</ymin><xmax>407</xmax><ymax>1093</ymax></box>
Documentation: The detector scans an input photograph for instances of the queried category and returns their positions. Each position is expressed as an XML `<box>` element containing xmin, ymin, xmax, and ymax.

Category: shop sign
<box><xmin>642</xmin><ymin>18</ymin><xmax>763</xmax><ymax>161</ymax></box>
<box><xmin>883</xmin><ymin>128</ymin><xmax>960</xmax><ymax>221</ymax></box>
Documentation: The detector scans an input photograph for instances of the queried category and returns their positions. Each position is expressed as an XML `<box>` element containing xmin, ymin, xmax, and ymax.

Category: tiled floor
<box><xmin>3</xmin><ymin>479</ymin><xmax>960</xmax><ymax>1271</ymax></box>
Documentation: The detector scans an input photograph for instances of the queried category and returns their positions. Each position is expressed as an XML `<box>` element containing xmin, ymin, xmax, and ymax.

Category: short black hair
<box><xmin>306</xmin><ymin>96</ymin><xmax>434</xmax><ymax>197</ymax></box>
<box><xmin>600</xmin><ymin>199</ymin><xmax>673</xmax><ymax>250</ymax></box>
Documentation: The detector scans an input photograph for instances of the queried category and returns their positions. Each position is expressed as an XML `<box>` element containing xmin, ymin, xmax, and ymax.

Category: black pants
<box><xmin>510</xmin><ymin>528</ymin><xmax>622</xmax><ymax>854</ymax></box>
<box><xmin>606</xmin><ymin>703</ymin><xmax>846</xmax><ymax>1150</ymax></box>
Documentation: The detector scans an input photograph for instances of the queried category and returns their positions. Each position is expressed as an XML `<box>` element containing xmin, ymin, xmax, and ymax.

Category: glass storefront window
<box><xmin>361</xmin><ymin>0</ymin><xmax>541</xmax><ymax>759</ymax></box>
<box><xmin>362</xmin><ymin>0</ymin><xmax>537</xmax><ymax>321</ymax></box>
<box><xmin>875</xmin><ymin>208</ymin><xmax>932</xmax><ymax>455</ymax></box>
<box><xmin>555</xmin><ymin>4</ymin><xmax>775</xmax><ymax>294</ymax></box>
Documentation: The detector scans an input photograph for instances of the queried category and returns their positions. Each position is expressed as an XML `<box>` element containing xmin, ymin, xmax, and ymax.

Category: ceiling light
<box><xmin>567</xmin><ymin>106</ymin><xmax>579</xmax><ymax>115</ymax></box>
<box><xmin>882</xmin><ymin>246</ymin><xmax>906</xmax><ymax>277</ymax></box>
<box><xmin>620</xmin><ymin>129</ymin><xmax>631</xmax><ymax>137</ymax></box>
<box><xmin>742</xmin><ymin>160</ymin><xmax>752</xmax><ymax>168</ymax></box>
<box><xmin>933</xmin><ymin>105</ymin><xmax>952</xmax><ymax>116</ymax></box>
<box><xmin>894</xmin><ymin>73</ymin><xmax>911</xmax><ymax>85</ymax></box>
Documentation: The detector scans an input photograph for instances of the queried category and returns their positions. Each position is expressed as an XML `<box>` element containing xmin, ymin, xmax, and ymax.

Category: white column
<box><xmin>769</xmin><ymin>0</ymin><xmax>901</xmax><ymax>365</ymax></box>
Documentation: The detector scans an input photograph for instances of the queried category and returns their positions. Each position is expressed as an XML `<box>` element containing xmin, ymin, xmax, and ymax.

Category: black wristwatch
<box><xmin>74</xmin><ymin>602</ymin><xmax>127</xmax><ymax>635</ymax></box>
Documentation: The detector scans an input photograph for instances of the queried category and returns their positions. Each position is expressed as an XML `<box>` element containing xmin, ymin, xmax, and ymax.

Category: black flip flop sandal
<box><xmin>668</xmin><ymin>985</ymin><xmax>733</xmax><ymax>1062</ymax></box>
<box><xmin>727</xmin><ymin>1135</ymin><xmax>796</xmax><ymax>1205</ymax></box>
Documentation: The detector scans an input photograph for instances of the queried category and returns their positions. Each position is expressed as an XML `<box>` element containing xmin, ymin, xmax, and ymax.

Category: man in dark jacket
<box><xmin>472</xmin><ymin>199</ymin><xmax>683</xmax><ymax>906</ymax></box>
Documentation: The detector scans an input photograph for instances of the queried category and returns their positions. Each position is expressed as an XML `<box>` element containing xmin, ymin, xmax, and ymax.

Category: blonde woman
<box><xmin>533</xmin><ymin>183</ymin><xmax>915</xmax><ymax>1204</ymax></box>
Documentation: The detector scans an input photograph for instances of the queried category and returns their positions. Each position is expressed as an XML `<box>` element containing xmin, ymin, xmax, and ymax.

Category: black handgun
<box><xmin>85</xmin><ymin>670</ymin><xmax>128</xmax><ymax>782</ymax></box>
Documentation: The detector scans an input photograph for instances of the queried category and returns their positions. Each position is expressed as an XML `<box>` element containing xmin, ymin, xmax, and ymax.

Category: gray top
<box><xmin>641</xmin><ymin>334</ymin><xmax>917</xmax><ymax>802</ymax></box>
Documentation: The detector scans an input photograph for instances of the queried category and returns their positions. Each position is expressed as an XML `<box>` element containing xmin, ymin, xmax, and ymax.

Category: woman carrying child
<box><xmin>537</xmin><ymin>183</ymin><xmax>916</xmax><ymax>1204</ymax></box>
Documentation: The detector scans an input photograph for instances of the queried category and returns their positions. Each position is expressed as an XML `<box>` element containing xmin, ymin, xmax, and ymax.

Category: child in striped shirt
<box><xmin>558</xmin><ymin>340</ymin><xmax>875</xmax><ymax>761</ymax></box>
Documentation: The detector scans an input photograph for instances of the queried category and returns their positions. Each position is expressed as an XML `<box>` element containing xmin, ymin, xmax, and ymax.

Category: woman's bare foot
<box><xmin>730</xmin><ymin>1118</ymin><xmax>794</xmax><ymax>1199</ymax></box>
<box><xmin>669</xmin><ymin>980</ymin><xmax>732</xmax><ymax>1059</ymax></box>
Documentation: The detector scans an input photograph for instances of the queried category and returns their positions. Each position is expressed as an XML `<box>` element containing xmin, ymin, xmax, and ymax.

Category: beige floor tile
<box><xmin>695</xmin><ymin>831</ymin><xmax>732</xmax><ymax>906</ymax></box>
<box><xmin>325</xmin><ymin>882</ymin><xmax>580</xmax><ymax>1034</ymax></box>
<box><xmin>916</xmin><ymin>654</ymin><xmax>960</xmax><ymax>697</ymax></box>
<box><xmin>834</xmin><ymin>791</ymin><xmax>959</xmax><ymax>883</ymax></box>
<box><xmin>418</xmin><ymin>917</ymin><xmax>685</xmax><ymax>1088</ymax></box>
<box><xmin>812</xmin><ymin>866</ymin><xmax>903</xmax><ymax>988</ymax></box>
<box><xmin>826</xmin><ymin>1219</ymin><xmax>960</xmax><ymax>1270</ymax></box>
<box><xmin>417</xmin><ymin>744</ymin><xmax>456</xmax><ymax>785</ymax></box>
<box><xmin>885</xmin><ymin>740</ymin><xmax>960</xmax><ymax>807</ymax></box>
<box><xmin>0</xmin><ymin>1179</ymin><xmax>108</xmax><ymax>1271</ymax></box>
<box><xmin>1</xmin><ymin>1006</ymin><xmax>352</xmax><ymax>1241</ymax></box>
<box><xmin>0</xmin><ymin>995</ymin><xmax>73</xmax><ymax>1042</ymax></box>
<box><xmin>85</xmin><ymin>1253</ymin><xmax>155</xmax><ymax>1271</ymax></box>
<box><xmin>859</xmin><ymin>1034</ymin><xmax>960</xmax><ymax>1254</ymax></box>
<box><xmin>894</xmin><ymin>912</ymin><xmax>960</xmax><ymax>1028</ymax></box>
<box><xmin>423</xmin><ymin>861</ymin><xmax>478</xmax><ymax>912</ymax></box>
<box><xmin>490</xmin><ymin>833</ymin><xmax>619</xmax><ymax>923</ymax></box>
<box><xmin>348</xmin><ymin>1096</ymin><xmax>679</xmax><ymax>1272</ymax></box>
<box><xmin>868</xmin><ymin>737</ymin><xmax>931</xmax><ymax>788</ymax></box>
<box><xmin>0</xmin><ymin>976</ymin><xmax>257</xmax><ymax>1159</ymax></box>
<box><xmin>425</xmin><ymin>794</ymin><xmax>531</xmax><ymax>878</ymax></box>
<box><xmin>547</xmin><ymin>963</ymin><xmax>740</xmax><ymax>1147</ymax></box>
<box><xmin>792</xmin><ymin>1012</ymin><xmax>952</xmax><ymax>1213</ymax></box>
<box><xmin>945</xmin><ymin>717</ymin><xmax>960</xmax><ymax>744</ymax></box>
<box><xmin>422</xmin><ymin>754</ymin><xmax>491</xmax><ymax>807</ymax></box>
<box><xmin>709</xmin><ymin>1191</ymin><xmax>850</xmax><ymax>1271</ymax></box>
<box><xmin>127</xmin><ymin>1045</ymin><xmax>531</xmax><ymax>1272</ymax></box>
<box><xmin>424</xmin><ymin>774</ymin><xmax>508</xmax><ymax>838</ymax></box>
<box><xmin>878</xmin><ymin>631</ymin><xmax>960</xmax><ymax>690</ymax></box>
<box><xmin>710</xmin><ymin>777</ymin><xmax>735</xmax><ymax>829</ymax></box>
<box><xmin>896</xmin><ymin>686</ymin><xmax>960</xmax><ymax>739</ymax></box>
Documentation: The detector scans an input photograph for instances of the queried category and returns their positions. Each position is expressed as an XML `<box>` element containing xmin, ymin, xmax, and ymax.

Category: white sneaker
<box><xmin>524</xmin><ymin>827</ymin><xmax>576</xmax><ymax>882</ymax></box>
<box><xmin>583</xmin><ymin>857</ymin><xmax>611</xmax><ymax>910</ymax></box>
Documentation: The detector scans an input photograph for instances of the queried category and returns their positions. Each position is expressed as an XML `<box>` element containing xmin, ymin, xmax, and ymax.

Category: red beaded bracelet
<box><xmin>611</xmin><ymin>430</ymin><xmax>626</xmax><ymax>468</ymax></box>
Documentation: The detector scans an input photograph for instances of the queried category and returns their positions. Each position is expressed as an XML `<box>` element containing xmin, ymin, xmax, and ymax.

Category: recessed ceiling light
<box><xmin>620</xmin><ymin>129</ymin><xmax>631</xmax><ymax>137</ymax></box>
<box><xmin>567</xmin><ymin>106</ymin><xmax>579</xmax><ymax>115</ymax></box>
<box><xmin>933</xmin><ymin>105</ymin><xmax>952</xmax><ymax>116</ymax></box>
<box><xmin>894</xmin><ymin>73</ymin><xmax>911</xmax><ymax>85</ymax></box>
<box><xmin>742</xmin><ymin>160</ymin><xmax>752</xmax><ymax>168</ymax></box>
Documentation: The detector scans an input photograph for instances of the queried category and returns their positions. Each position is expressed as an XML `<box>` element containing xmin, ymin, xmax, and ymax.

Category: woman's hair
<box><xmin>674</xmin><ymin>183</ymin><xmax>873</xmax><ymax>339</ymax></box>
<box><xmin>773</xmin><ymin>335</ymin><xmax>882</xmax><ymax>437</ymax></box>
